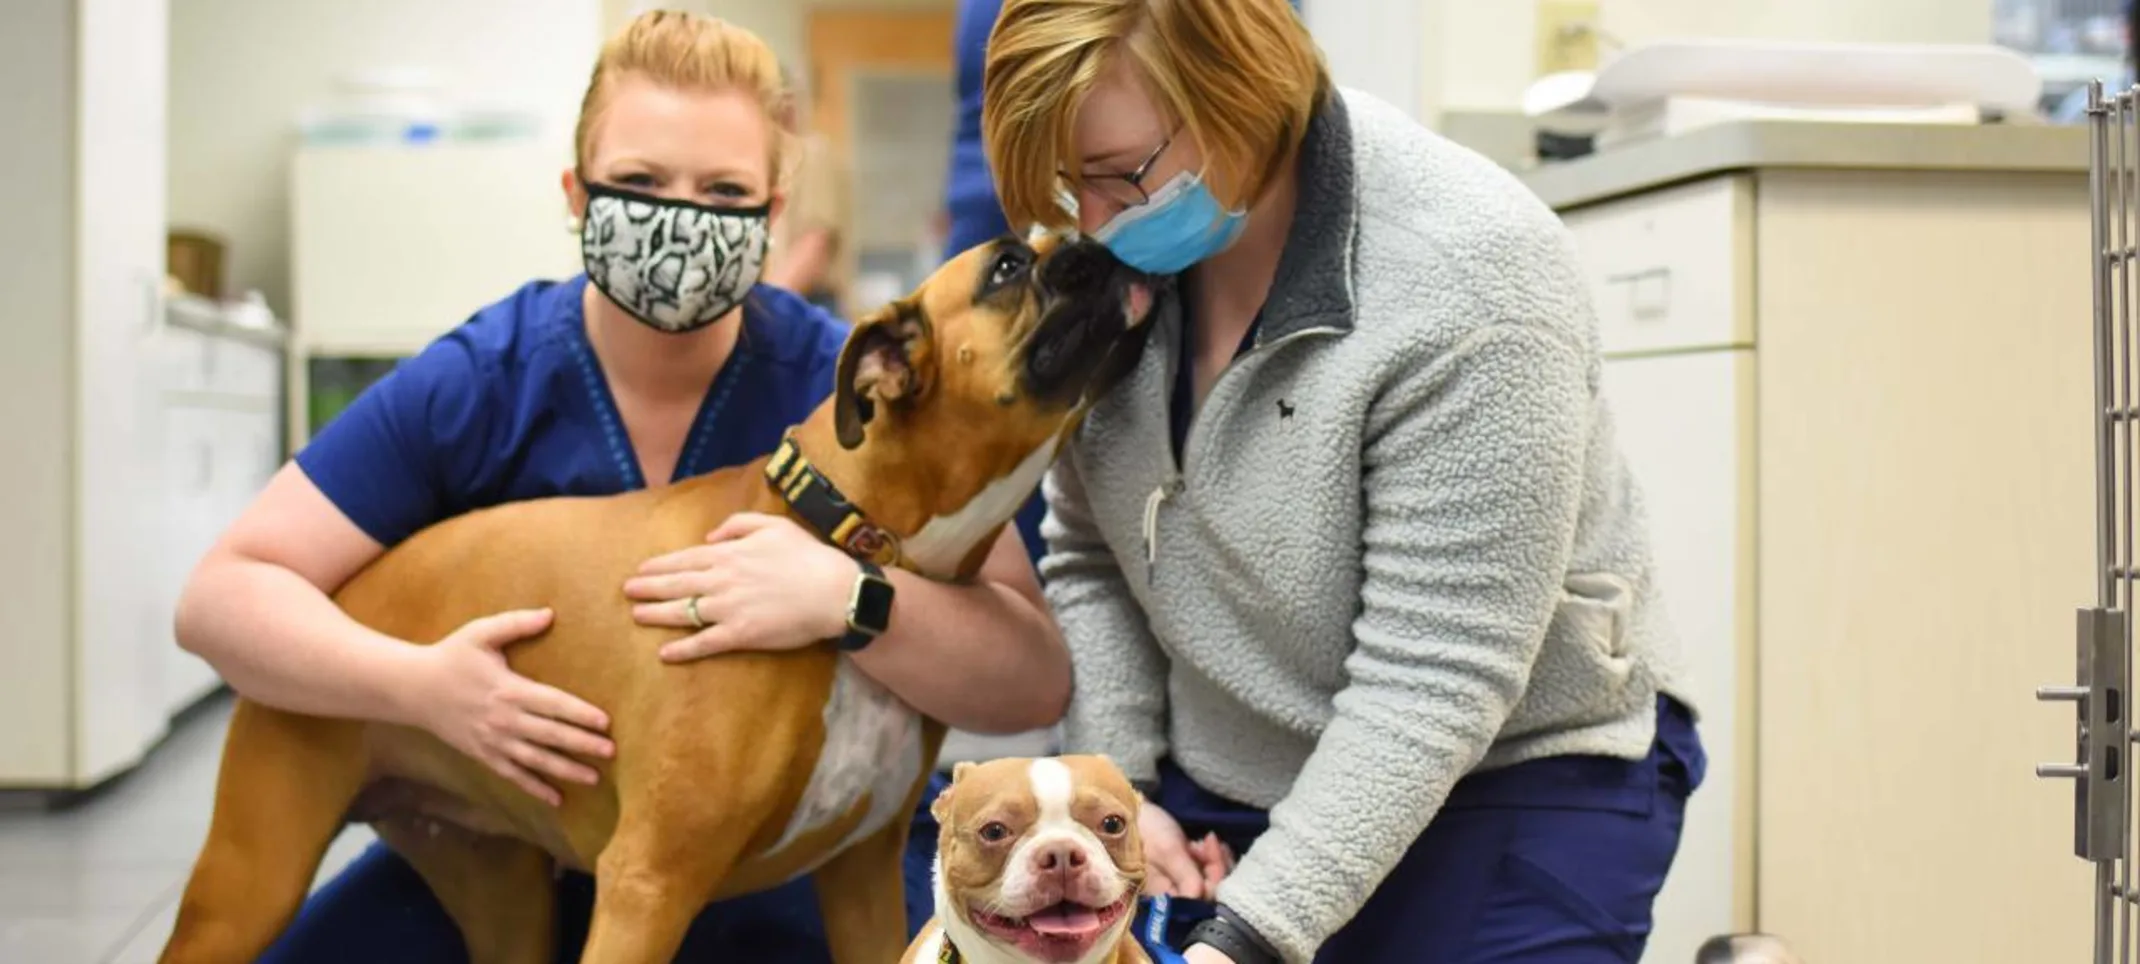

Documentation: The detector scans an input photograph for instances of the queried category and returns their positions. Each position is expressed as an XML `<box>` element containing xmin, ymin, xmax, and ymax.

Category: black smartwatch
<box><xmin>838</xmin><ymin>558</ymin><xmax>896</xmax><ymax>651</ymax></box>
<box><xmin>1185</xmin><ymin>906</ymin><xmax>1282</xmax><ymax>964</ymax></box>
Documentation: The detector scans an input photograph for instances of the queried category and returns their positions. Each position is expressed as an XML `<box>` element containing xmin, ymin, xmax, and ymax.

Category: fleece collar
<box><xmin>1252</xmin><ymin>89</ymin><xmax>1360</xmax><ymax>345</ymax></box>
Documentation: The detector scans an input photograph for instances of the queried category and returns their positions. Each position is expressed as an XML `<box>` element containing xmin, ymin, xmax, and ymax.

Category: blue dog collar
<box><xmin>1140</xmin><ymin>895</ymin><xmax>1190</xmax><ymax>964</ymax></box>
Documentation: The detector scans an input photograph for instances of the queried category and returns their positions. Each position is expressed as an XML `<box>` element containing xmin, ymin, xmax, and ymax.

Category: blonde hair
<box><xmin>573</xmin><ymin>10</ymin><xmax>795</xmax><ymax>190</ymax></box>
<box><xmin>982</xmin><ymin>0</ymin><xmax>1332</xmax><ymax>232</ymax></box>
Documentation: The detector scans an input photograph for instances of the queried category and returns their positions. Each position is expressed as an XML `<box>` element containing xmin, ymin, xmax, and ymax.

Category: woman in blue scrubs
<box><xmin>170</xmin><ymin>12</ymin><xmax>1068</xmax><ymax>962</ymax></box>
<box><xmin>981</xmin><ymin>1</ymin><xmax>1705</xmax><ymax>962</ymax></box>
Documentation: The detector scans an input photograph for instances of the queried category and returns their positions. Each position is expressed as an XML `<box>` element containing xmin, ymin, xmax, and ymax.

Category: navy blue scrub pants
<box><xmin>252</xmin><ymin>778</ymin><xmax>952</xmax><ymax>964</ymax></box>
<box><xmin>1134</xmin><ymin>696</ymin><xmax>1705</xmax><ymax>963</ymax></box>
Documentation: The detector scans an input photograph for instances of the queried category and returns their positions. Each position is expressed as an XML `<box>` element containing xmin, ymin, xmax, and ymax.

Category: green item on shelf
<box><xmin>306</xmin><ymin>356</ymin><xmax>404</xmax><ymax>437</ymax></box>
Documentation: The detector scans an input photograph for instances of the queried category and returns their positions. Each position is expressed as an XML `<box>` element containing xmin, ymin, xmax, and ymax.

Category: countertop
<box><xmin>165</xmin><ymin>295</ymin><xmax>289</xmax><ymax>351</ymax></box>
<box><xmin>1518</xmin><ymin>119</ymin><xmax>2093</xmax><ymax>212</ymax></box>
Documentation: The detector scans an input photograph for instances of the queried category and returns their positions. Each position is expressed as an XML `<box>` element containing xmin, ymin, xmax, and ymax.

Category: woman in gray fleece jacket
<box><xmin>980</xmin><ymin>1</ymin><xmax>1707</xmax><ymax>962</ymax></box>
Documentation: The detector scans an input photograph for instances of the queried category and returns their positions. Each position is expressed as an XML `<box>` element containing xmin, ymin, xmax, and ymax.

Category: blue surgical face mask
<box><xmin>1089</xmin><ymin>170</ymin><xmax>1247</xmax><ymax>276</ymax></box>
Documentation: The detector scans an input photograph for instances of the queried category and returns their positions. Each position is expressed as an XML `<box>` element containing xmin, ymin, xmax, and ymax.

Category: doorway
<box><xmin>805</xmin><ymin>8</ymin><xmax>956</xmax><ymax>317</ymax></box>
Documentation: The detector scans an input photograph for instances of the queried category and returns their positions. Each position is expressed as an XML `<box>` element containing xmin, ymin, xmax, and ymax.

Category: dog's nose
<box><xmin>1032</xmin><ymin>841</ymin><xmax>1089</xmax><ymax>875</ymax></box>
<box><xmin>1039</xmin><ymin>238</ymin><xmax>1130</xmax><ymax>294</ymax></box>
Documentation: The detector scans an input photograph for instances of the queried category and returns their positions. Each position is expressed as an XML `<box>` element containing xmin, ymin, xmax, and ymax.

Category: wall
<box><xmin>171</xmin><ymin>0</ymin><xmax>1992</xmax><ymax>321</ymax></box>
<box><xmin>168</xmin><ymin>0</ymin><xmax>953</xmax><ymax>322</ymax></box>
<box><xmin>613</xmin><ymin>0</ymin><xmax>956</xmax><ymax>84</ymax></box>
<box><xmin>166</xmin><ymin>0</ymin><xmax>603</xmax><ymax>317</ymax></box>
<box><xmin>0</xmin><ymin>0</ymin><xmax>77</xmax><ymax>783</ymax></box>
<box><xmin>1301</xmin><ymin>0</ymin><xmax>1427</xmax><ymax>121</ymax></box>
<box><xmin>1606</xmin><ymin>0</ymin><xmax>1995</xmax><ymax>48</ymax></box>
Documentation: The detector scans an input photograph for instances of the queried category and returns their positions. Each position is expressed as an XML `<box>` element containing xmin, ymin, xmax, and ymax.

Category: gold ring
<box><xmin>685</xmin><ymin>595</ymin><xmax>706</xmax><ymax>630</ymax></box>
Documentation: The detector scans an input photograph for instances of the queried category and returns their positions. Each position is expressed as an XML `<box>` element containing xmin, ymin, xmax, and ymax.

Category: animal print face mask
<box><xmin>577</xmin><ymin>180</ymin><xmax>772</xmax><ymax>334</ymax></box>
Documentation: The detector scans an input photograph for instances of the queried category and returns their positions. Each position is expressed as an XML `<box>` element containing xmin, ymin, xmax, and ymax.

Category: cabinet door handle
<box><xmin>1606</xmin><ymin>266</ymin><xmax>1672</xmax><ymax>321</ymax></box>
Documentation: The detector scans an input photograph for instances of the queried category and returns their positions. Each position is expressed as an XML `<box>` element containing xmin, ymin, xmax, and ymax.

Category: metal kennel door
<box><xmin>2041</xmin><ymin>79</ymin><xmax>2140</xmax><ymax>964</ymax></box>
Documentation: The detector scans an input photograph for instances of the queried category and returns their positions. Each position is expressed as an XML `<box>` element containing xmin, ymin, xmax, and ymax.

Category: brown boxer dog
<box><xmin>904</xmin><ymin>756</ymin><xmax>1152</xmax><ymax>964</ymax></box>
<box><xmin>156</xmin><ymin>230</ymin><xmax>1156</xmax><ymax>964</ymax></box>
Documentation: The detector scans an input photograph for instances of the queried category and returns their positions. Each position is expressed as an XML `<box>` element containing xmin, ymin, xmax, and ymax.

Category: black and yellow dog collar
<box><xmin>763</xmin><ymin>433</ymin><xmax>906</xmax><ymax>569</ymax></box>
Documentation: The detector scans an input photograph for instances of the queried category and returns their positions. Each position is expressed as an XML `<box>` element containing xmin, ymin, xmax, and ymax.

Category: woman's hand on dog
<box><xmin>1139</xmin><ymin>801</ymin><xmax>1236</xmax><ymax>900</ymax></box>
<box><xmin>413</xmin><ymin>608</ymin><xmax>615</xmax><ymax>807</ymax></box>
<box><xmin>623</xmin><ymin>512</ymin><xmax>857</xmax><ymax>661</ymax></box>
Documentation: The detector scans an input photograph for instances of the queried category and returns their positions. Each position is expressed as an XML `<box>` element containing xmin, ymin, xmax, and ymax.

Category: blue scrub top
<box><xmin>943</xmin><ymin>0</ymin><xmax>1011</xmax><ymax>259</ymax></box>
<box><xmin>296</xmin><ymin>274</ymin><xmax>848</xmax><ymax>548</ymax></box>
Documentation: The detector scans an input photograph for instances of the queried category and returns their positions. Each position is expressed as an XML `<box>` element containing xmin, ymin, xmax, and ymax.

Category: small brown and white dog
<box><xmin>903</xmin><ymin>755</ymin><xmax>1152</xmax><ymax>964</ymax></box>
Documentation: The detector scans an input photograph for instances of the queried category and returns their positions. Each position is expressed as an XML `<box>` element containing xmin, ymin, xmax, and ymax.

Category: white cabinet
<box><xmin>1574</xmin><ymin>175</ymin><xmax>1752</xmax><ymax>356</ymax></box>
<box><xmin>1568</xmin><ymin>176</ymin><xmax>1756</xmax><ymax>964</ymax></box>
<box><xmin>1597</xmin><ymin>349</ymin><xmax>1754</xmax><ymax>964</ymax></box>
<box><xmin>153</xmin><ymin>320</ymin><xmax>283</xmax><ymax>721</ymax></box>
<box><xmin>0</xmin><ymin>0</ymin><xmax>174</xmax><ymax>789</ymax></box>
<box><xmin>290</xmin><ymin>142</ymin><xmax>583</xmax><ymax>358</ymax></box>
<box><xmin>0</xmin><ymin>0</ymin><xmax>281</xmax><ymax>792</ymax></box>
<box><xmin>1556</xmin><ymin>160</ymin><xmax>2100</xmax><ymax>963</ymax></box>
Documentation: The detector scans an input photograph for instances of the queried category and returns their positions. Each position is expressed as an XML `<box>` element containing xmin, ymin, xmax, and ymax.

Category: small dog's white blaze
<box><xmin>1030</xmin><ymin>758</ymin><xmax>1075</xmax><ymax>825</ymax></box>
<box><xmin>904</xmin><ymin>435</ymin><xmax>1062</xmax><ymax>579</ymax></box>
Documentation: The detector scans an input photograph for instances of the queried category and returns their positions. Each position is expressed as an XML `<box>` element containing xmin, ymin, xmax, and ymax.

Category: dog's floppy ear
<box><xmin>930</xmin><ymin>762</ymin><xmax>976</xmax><ymax>823</ymax></box>
<box><xmin>834</xmin><ymin>300</ymin><xmax>936</xmax><ymax>450</ymax></box>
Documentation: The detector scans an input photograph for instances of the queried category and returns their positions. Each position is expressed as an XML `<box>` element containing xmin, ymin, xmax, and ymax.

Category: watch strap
<box><xmin>1185</xmin><ymin>907</ymin><xmax>1282</xmax><ymax>964</ymax></box>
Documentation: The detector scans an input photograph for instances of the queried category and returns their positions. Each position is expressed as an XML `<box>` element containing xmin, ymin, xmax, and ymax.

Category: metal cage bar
<box><xmin>2040</xmin><ymin>78</ymin><xmax>2140</xmax><ymax>964</ymax></box>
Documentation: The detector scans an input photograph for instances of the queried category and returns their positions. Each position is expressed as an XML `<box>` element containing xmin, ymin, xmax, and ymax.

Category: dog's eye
<box><xmin>1099</xmin><ymin>815</ymin><xmax>1127</xmax><ymax>835</ymax></box>
<box><xmin>979</xmin><ymin>822</ymin><xmax>1011</xmax><ymax>843</ymax></box>
<box><xmin>988</xmin><ymin>250</ymin><xmax>1027</xmax><ymax>289</ymax></box>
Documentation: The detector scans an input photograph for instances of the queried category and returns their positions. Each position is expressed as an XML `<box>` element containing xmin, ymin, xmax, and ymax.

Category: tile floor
<box><xmin>0</xmin><ymin>694</ymin><xmax>374</xmax><ymax>963</ymax></box>
<box><xmin>0</xmin><ymin>692</ymin><xmax>1053</xmax><ymax>963</ymax></box>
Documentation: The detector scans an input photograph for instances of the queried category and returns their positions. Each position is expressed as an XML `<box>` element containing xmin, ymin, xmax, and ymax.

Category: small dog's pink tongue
<box><xmin>1028</xmin><ymin>903</ymin><xmax>1102</xmax><ymax>937</ymax></box>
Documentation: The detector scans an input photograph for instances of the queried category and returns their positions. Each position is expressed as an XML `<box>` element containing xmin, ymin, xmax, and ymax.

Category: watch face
<box><xmin>850</xmin><ymin>574</ymin><xmax>895</xmax><ymax>634</ymax></box>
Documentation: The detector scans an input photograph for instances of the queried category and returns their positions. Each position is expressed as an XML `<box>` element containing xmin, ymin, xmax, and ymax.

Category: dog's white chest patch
<box><xmin>765</xmin><ymin>656</ymin><xmax>926</xmax><ymax>865</ymax></box>
<box><xmin>904</xmin><ymin>436</ymin><xmax>1061</xmax><ymax>578</ymax></box>
<box><xmin>912</xmin><ymin>928</ymin><xmax>948</xmax><ymax>962</ymax></box>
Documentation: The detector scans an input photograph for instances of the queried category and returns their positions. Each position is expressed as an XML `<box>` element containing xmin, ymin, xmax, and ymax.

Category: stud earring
<box><xmin>565</xmin><ymin>215</ymin><xmax>582</xmax><ymax>234</ymax></box>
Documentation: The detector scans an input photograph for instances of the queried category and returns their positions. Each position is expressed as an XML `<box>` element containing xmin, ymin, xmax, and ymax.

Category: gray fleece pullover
<box><xmin>1039</xmin><ymin>87</ymin><xmax>1694</xmax><ymax>962</ymax></box>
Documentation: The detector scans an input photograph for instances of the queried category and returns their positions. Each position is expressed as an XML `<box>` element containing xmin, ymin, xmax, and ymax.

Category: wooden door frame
<box><xmin>805</xmin><ymin>7</ymin><xmax>956</xmax><ymax>314</ymax></box>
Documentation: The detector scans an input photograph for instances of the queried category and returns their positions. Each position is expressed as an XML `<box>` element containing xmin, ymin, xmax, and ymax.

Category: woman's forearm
<box><xmin>174</xmin><ymin>551</ymin><xmax>432</xmax><ymax>727</ymax></box>
<box><xmin>850</xmin><ymin>570</ymin><xmax>1070</xmax><ymax>735</ymax></box>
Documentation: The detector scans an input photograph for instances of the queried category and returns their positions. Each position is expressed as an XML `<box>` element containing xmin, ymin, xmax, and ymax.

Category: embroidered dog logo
<box><xmin>1277</xmin><ymin>399</ymin><xmax>1295</xmax><ymax>420</ymax></box>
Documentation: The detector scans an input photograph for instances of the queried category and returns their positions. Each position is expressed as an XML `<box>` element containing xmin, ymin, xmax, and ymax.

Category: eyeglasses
<box><xmin>1059</xmin><ymin>125</ymin><xmax>1182</xmax><ymax>210</ymax></box>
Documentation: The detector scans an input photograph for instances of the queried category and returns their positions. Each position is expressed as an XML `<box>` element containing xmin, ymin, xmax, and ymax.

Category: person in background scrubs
<box><xmin>171</xmin><ymin>11</ymin><xmax>1068</xmax><ymax>962</ymax></box>
<box><xmin>764</xmin><ymin>66</ymin><xmax>851</xmax><ymax>314</ymax></box>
